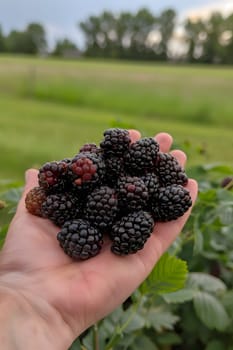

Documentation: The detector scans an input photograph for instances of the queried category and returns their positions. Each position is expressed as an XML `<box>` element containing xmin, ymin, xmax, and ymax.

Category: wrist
<box><xmin>0</xmin><ymin>285</ymin><xmax>74</xmax><ymax>350</ymax></box>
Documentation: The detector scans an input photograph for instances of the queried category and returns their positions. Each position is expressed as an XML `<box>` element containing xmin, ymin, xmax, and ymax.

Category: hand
<box><xmin>0</xmin><ymin>131</ymin><xmax>198</xmax><ymax>349</ymax></box>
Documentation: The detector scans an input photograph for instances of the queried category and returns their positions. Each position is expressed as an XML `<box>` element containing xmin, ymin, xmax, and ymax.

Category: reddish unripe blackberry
<box><xmin>68</xmin><ymin>152</ymin><xmax>105</xmax><ymax>191</ymax></box>
<box><xmin>38</xmin><ymin>161</ymin><xmax>68</xmax><ymax>192</ymax></box>
<box><xmin>41</xmin><ymin>193</ymin><xmax>80</xmax><ymax>227</ymax></box>
<box><xmin>110</xmin><ymin>211</ymin><xmax>154</xmax><ymax>255</ymax></box>
<box><xmin>100</xmin><ymin>128</ymin><xmax>130</xmax><ymax>157</ymax></box>
<box><xmin>84</xmin><ymin>186</ymin><xmax>118</xmax><ymax>232</ymax></box>
<box><xmin>25</xmin><ymin>186</ymin><xmax>47</xmax><ymax>217</ymax></box>
<box><xmin>156</xmin><ymin>152</ymin><xmax>188</xmax><ymax>186</ymax></box>
<box><xmin>57</xmin><ymin>219</ymin><xmax>103</xmax><ymax>260</ymax></box>
<box><xmin>151</xmin><ymin>185</ymin><xmax>192</xmax><ymax>222</ymax></box>
<box><xmin>124</xmin><ymin>137</ymin><xmax>159</xmax><ymax>175</ymax></box>
<box><xmin>79</xmin><ymin>143</ymin><xmax>102</xmax><ymax>155</ymax></box>
<box><xmin>117</xmin><ymin>176</ymin><xmax>149</xmax><ymax>211</ymax></box>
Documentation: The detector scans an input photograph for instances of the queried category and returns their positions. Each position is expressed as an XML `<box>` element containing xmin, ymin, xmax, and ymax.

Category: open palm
<box><xmin>0</xmin><ymin>131</ymin><xmax>198</xmax><ymax>344</ymax></box>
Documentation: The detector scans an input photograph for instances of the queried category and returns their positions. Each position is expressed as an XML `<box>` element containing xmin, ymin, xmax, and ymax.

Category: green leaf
<box><xmin>140</xmin><ymin>253</ymin><xmax>188</xmax><ymax>295</ymax></box>
<box><xmin>123</xmin><ymin>312</ymin><xmax>145</xmax><ymax>334</ymax></box>
<box><xmin>156</xmin><ymin>332</ymin><xmax>182</xmax><ymax>346</ymax></box>
<box><xmin>69</xmin><ymin>338</ymin><xmax>82</xmax><ymax>350</ymax></box>
<box><xmin>193</xmin><ymin>291</ymin><xmax>230</xmax><ymax>331</ymax></box>
<box><xmin>162</xmin><ymin>288</ymin><xmax>196</xmax><ymax>304</ymax></box>
<box><xmin>222</xmin><ymin>290</ymin><xmax>233</xmax><ymax>315</ymax></box>
<box><xmin>193</xmin><ymin>227</ymin><xmax>204</xmax><ymax>255</ymax></box>
<box><xmin>205</xmin><ymin>340</ymin><xmax>225</xmax><ymax>350</ymax></box>
<box><xmin>2</xmin><ymin>188</ymin><xmax>22</xmax><ymax>203</ymax></box>
<box><xmin>187</xmin><ymin>273</ymin><xmax>226</xmax><ymax>293</ymax></box>
<box><xmin>0</xmin><ymin>225</ymin><xmax>8</xmax><ymax>249</ymax></box>
<box><xmin>146</xmin><ymin>307</ymin><xmax>179</xmax><ymax>332</ymax></box>
<box><xmin>130</xmin><ymin>335</ymin><xmax>158</xmax><ymax>350</ymax></box>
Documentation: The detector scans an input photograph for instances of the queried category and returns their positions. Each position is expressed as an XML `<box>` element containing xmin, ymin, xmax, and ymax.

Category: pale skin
<box><xmin>0</xmin><ymin>131</ymin><xmax>198</xmax><ymax>350</ymax></box>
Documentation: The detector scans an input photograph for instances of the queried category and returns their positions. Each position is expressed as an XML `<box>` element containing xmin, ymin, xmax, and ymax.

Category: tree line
<box><xmin>0</xmin><ymin>8</ymin><xmax>233</xmax><ymax>64</ymax></box>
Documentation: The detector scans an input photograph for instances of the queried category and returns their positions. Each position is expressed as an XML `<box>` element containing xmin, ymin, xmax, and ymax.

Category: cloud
<box><xmin>180</xmin><ymin>0</ymin><xmax>233</xmax><ymax>21</ymax></box>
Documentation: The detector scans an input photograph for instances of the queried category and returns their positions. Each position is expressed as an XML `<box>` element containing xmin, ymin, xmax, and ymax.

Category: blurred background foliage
<box><xmin>0</xmin><ymin>3</ymin><xmax>233</xmax><ymax>350</ymax></box>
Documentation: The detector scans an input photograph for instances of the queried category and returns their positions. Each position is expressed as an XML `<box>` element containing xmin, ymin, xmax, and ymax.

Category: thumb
<box><xmin>16</xmin><ymin>169</ymin><xmax>39</xmax><ymax>215</ymax></box>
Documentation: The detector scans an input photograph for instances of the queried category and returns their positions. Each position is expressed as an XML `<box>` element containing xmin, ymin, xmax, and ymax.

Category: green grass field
<box><xmin>0</xmin><ymin>55</ymin><xmax>232</xmax><ymax>181</ymax></box>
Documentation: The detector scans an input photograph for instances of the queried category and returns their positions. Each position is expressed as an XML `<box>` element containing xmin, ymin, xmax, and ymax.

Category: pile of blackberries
<box><xmin>25</xmin><ymin>128</ymin><xmax>192</xmax><ymax>260</ymax></box>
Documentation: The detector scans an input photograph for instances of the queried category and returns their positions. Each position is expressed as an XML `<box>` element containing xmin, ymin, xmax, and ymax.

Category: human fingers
<box><xmin>155</xmin><ymin>132</ymin><xmax>173</xmax><ymax>153</ymax></box>
<box><xmin>128</xmin><ymin>129</ymin><xmax>141</xmax><ymax>143</ymax></box>
<box><xmin>16</xmin><ymin>169</ymin><xmax>39</xmax><ymax>216</ymax></box>
<box><xmin>170</xmin><ymin>150</ymin><xmax>187</xmax><ymax>168</ymax></box>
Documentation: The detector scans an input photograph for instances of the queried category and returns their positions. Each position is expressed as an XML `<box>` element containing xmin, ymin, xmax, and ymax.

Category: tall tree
<box><xmin>185</xmin><ymin>19</ymin><xmax>206</xmax><ymax>62</ymax></box>
<box><xmin>0</xmin><ymin>25</ymin><xmax>5</xmax><ymax>52</ymax></box>
<box><xmin>26</xmin><ymin>23</ymin><xmax>47</xmax><ymax>54</ymax></box>
<box><xmin>158</xmin><ymin>9</ymin><xmax>176</xmax><ymax>59</ymax></box>
<box><xmin>52</xmin><ymin>38</ymin><xmax>78</xmax><ymax>56</ymax></box>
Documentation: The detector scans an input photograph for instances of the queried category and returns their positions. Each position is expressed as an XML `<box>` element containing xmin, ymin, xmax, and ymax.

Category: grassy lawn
<box><xmin>0</xmin><ymin>55</ymin><xmax>232</xmax><ymax>181</ymax></box>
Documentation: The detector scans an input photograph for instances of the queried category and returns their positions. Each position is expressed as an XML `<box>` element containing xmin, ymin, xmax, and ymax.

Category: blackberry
<box><xmin>38</xmin><ymin>161</ymin><xmax>68</xmax><ymax>192</ymax></box>
<box><xmin>84</xmin><ymin>186</ymin><xmax>118</xmax><ymax>232</ymax></box>
<box><xmin>104</xmin><ymin>156</ymin><xmax>125</xmax><ymax>187</ymax></box>
<box><xmin>221</xmin><ymin>177</ymin><xmax>233</xmax><ymax>190</ymax></box>
<box><xmin>156</xmin><ymin>152</ymin><xmax>188</xmax><ymax>186</ymax></box>
<box><xmin>57</xmin><ymin>219</ymin><xmax>103</xmax><ymax>260</ymax></box>
<box><xmin>79</xmin><ymin>143</ymin><xmax>101</xmax><ymax>155</ymax></box>
<box><xmin>110</xmin><ymin>211</ymin><xmax>154</xmax><ymax>255</ymax></box>
<box><xmin>124</xmin><ymin>137</ymin><xmax>159</xmax><ymax>175</ymax></box>
<box><xmin>41</xmin><ymin>193</ymin><xmax>81</xmax><ymax>227</ymax></box>
<box><xmin>68</xmin><ymin>152</ymin><xmax>105</xmax><ymax>191</ymax></box>
<box><xmin>25</xmin><ymin>186</ymin><xmax>47</xmax><ymax>217</ymax></box>
<box><xmin>100</xmin><ymin>128</ymin><xmax>130</xmax><ymax>157</ymax></box>
<box><xmin>141</xmin><ymin>173</ymin><xmax>160</xmax><ymax>199</ymax></box>
<box><xmin>151</xmin><ymin>185</ymin><xmax>192</xmax><ymax>222</ymax></box>
<box><xmin>117</xmin><ymin>176</ymin><xmax>148</xmax><ymax>212</ymax></box>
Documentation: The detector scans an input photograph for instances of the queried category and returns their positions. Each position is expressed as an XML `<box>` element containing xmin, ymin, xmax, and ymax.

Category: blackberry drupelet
<box><xmin>117</xmin><ymin>176</ymin><xmax>149</xmax><ymax>212</ymax></box>
<box><xmin>79</xmin><ymin>143</ymin><xmax>102</xmax><ymax>154</ymax></box>
<box><xmin>41</xmin><ymin>193</ymin><xmax>80</xmax><ymax>227</ymax></box>
<box><xmin>156</xmin><ymin>152</ymin><xmax>188</xmax><ymax>186</ymax></box>
<box><xmin>124</xmin><ymin>137</ymin><xmax>159</xmax><ymax>175</ymax></box>
<box><xmin>84</xmin><ymin>186</ymin><xmax>118</xmax><ymax>232</ymax></box>
<box><xmin>68</xmin><ymin>152</ymin><xmax>105</xmax><ymax>191</ymax></box>
<box><xmin>57</xmin><ymin>219</ymin><xmax>103</xmax><ymax>259</ymax></box>
<box><xmin>25</xmin><ymin>186</ymin><xmax>47</xmax><ymax>217</ymax></box>
<box><xmin>100</xmin><ymin>128</ymin><xmax>130</xmax><ymax>157</ymax></box>
<box><xmin>110</xmin><ymin>211</ymin><xmax>154</xmax><ymax>255</ymax></box>
<box><xmin>38</xmin><ymin>160</ymin><xmax>68</xmax><ymax>192</ymax></box>
<box><xmin>151</xmin><ymin>184</ymin><xmax>192</xmax><ymax>222</ymax></box>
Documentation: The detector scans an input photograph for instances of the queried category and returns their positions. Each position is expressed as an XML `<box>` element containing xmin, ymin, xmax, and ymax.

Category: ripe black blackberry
<box><xmin>117</xmin><ymin>176</ymin><xmax>149</xmax><ymax>212</ymax></box>
<box><xmin>100</xmin><ymin>128</ymin><xmax>131</xmax><ymax>157</ymax></box>
<box><xmin>68</xmin><ymin>152</ymin><xmax>105</xmax><ymax>191</ymax></box>
<box><xmin>79</xmin><ymin>143</ymin><xmax>102</xmax><ymax>155</ymax></box>
<box><xmin>38</xmin><ymin>160</ymin><xmax>69</xmax><ymax>193</ymax></box>
<box><xmin>84</xmin><ymin>186</ymin><xmax>118</xmax><ymax>232</ymax></box>
<box><xmin>25</xmin><ymin>186</ymin><xmax>47</xmax><ymax>217</ymax></box>
<box><xmin>124</xmin><ymin>137</ymin><xmax>159</xmax><ymax>175</ymax></box>
<box><xmin>151</xmin><ymin>184</ymin><xmax>192</xmax><ymax>222</ymax></box>
<box><xmin>141</xmin><ymin>173</ymin><xmax>160</xmax><ymax>199</ymax></box>
<box><xmin>57</xmin><ymin>219</ymin><xmax>103</xmax><ymax>260</ymax></box>
<box><xmin>104</xmin><ymin>156</ymin><xmax>125</xmax><ymax>187</ymax></box>
<box><xmin>41</xmin><ymin>193</ymin><xmax>81</xmax><ymax>227</ymax></box>
<box><xmin>156</xmin><ymin>152</ymin><xmax>188</xmax><ymax>186</ymax></box>
<box><xmin>110</xmin><ymin>211</ymin><xmax>154</xmax><ymax>255</ymax></box>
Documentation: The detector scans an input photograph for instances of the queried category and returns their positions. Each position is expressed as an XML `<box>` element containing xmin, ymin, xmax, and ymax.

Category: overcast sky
<box><xmin>1</xmin><ymin>0</ymin><xmax>233</xmax><ymax>48</ymax></box>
